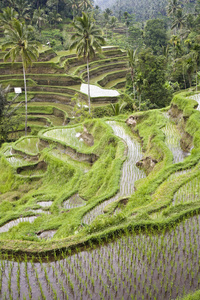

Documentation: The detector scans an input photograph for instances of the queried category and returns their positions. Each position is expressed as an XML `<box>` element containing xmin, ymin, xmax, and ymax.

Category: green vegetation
<box><xmin>2</xmin><ymin>19</ymin><xmax>40</xmax><ymax>135</ymax></box>
<box><xmin>70</xmin><ymin>12</ymin><xmax>105</xmax><ymax>113</ymax></box>
<box><xmin>0</xmin><ymin>92</ymin><xmax>199</xmax><ymax>252</ymax></box>
<box><xmin>1</xmin><ymin>1</ymin><xmax>200</xmax><ymax>298</ymax></box>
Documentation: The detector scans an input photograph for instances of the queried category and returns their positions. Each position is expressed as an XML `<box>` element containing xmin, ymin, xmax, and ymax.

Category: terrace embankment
<box><xmin>169</xmin><ymin>103</ymin><xmax>193</xmax><ymax>152</ymax></box>
<box><xmin>169</xmin><ymin>92</ymin><xmax>200</xmax><ymax>152</ymax></box>
<box><xmin>83</xmin><ymin>121</ymin><xmax>145</xmax><ymax>224</ymax></box>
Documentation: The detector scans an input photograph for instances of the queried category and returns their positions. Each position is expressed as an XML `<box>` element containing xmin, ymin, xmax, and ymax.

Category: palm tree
<box><xmin>8</xmin><ymin>0</ymin><xmax>32</xmax><ymax>21</ymax></box>
<box><xmin>47</xmin><ymin>10</ymin><xmax>62</xmax><ymax>28</ymax></box>
<box><xmin>135</xmin><ymin>72</ymin><xmax>143</xmax><ymax>111</ymax></box>
<box><xmin>191</xmin><ymin>46</ymin><xmax>200</xmax><ymax>91</ymax></box>
<box><xmin>0</xmin><ymin>7</ymin><xmax>18</xmax><ymax>28</ymax></box>
<box><xmin>2</xmin><ymin>19</ymin><xmax>40</xmax><ymax>135</ymax></box>
<box><xmin>171</xmin><ymin>9</ymin><xmax>186</xmax><ymax>33</ymax></box>
<box><xmin>109</xmin><ymin>16</ymin><xmax>117</xmax><ymax>38</ymax></box>
<box><xmin>70</xmin><ymin>0</ymin><xmax>80</xmax><ymax>20</ymax></box>
<box><xmin>184</xmin><ymin>53</ymin><xmax>196</xmax><ymax>88</ymax></box>
<box><xmin>32</xmin><ymin>8</ymin><xmax>47</xmax><ymax>32</ymax></box>
<box><xmin>167</xmin><ymin>0</ymin><xmax>182</xmax><ymax>17</ymax></box>
<box><xmin>123</xmin><ymin>11</ymin><xmax>129</xmax><ymax>38</ymax></box>
<box><xmin>0</xmin><ymin>85</ymin><xmax>24</xmax><ymax>144</ymax></box>
<box><xmin>78</xmin><ymin>0</ymin><xmax>93</xmax><ymax>12</ymax></box>
<box><xmin>127</xmin><ymin>48</ymin><xmax>137</xmax><ymax>99</ymax></box>
<box><xmin>70</xmin><ymin>12</ymin><xmax>105</xmax><ymax>113</ymax></box>
<box><xmin>169</xmin><ymin>35</ymin><xmax>181</xmax><ymax>58</ymax></box>
<box><xmin>167</xmin><ymin>0</ymin><xmax>182</xmax><ymax>34</ymax></box>
<box><xmin>103</xmin><ymin>11</ymin><xmax>109</xmax><ymax>39</ymax></box>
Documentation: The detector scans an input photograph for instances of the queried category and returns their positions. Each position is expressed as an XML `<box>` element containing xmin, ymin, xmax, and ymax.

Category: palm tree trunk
<box><xmin>133</xmin><ymin>85</ymin><xmax>136</xmax><ymax>100</ymax></box>
<box><xmin>196</xmin><ymin>69</ymin><xmax>198</xmax><ymax>92</ymax></box>
<box><xmin>182</xmin><ymin>66</ymin><xmax>186</xmax><ymax>89</ymax></box>
<box><xmin>189</xmin><ymin>74</ymin><xmax>192</xmax><ymax>88</ymax></box>
<box><xmin>23</xmin><ymin>62</ymin><xmax>28</xmax><ymax>136</ymax></box>
<box><xmin>87</xmin><ymin>56</ymin><xmax>91</xmax><ymax>114</ymax></box>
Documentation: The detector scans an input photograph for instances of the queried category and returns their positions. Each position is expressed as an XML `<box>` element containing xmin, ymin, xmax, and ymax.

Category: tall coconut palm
<box><xmin>32</xmin><ymin>8</ymin><xmax>47</xmax><ymax>32</ymax></box>
<box><xmin>171</xmin><ymin>9</ymin><xmax>186</xmax><ymax>32</ymax></box>
<box><xmin>135</xmin><ymin>72</ymin><xmax>143</xmax><ymax>111</ymax></box>
<box><xmin>127</xmin><ymin>48</ymin><xmax>137</xmax><ymax>99</ymax></box>
<box><xmin>70</xmin><ymin>0</ymin><xmax>80</xmax><ymax>20</ymax></box>
<box><xmin>2</xmin><ymin>19</ymin><xmax>39</xmax><ymax>135</ymax></box>
<box><xmin>167</xmin><ymin>0</ymin><xmax>182</xmax><ymax>34</ymax></box>
<box><xmin>70</xmin><ymin>12</ymin><xmax>105</xmax><ymax>113</ymax></box>
<box><xmin>109</xmin><ymin>16</ymin><xmax>117</xmax><ymax>38</ymax></box>
<box><xmin>78</xmin><ymin>0</ymin><xmax>93</xmax><ymax>12</ymax></box>
<box><xmin>123</xmin><ymin>11</ymin><xmax>129</xmax><ymax>38</ymax></box>
<box><xmin>191</xmin><ymin>46</ymin><xmax>200</xmax><ymax>91</ymax></box>
<box><xmin>184</xmin><ymin>53</ymin><xmax>196</xmax><ymax>88</ymax></box>
<box><xmin>167</xmin><ymin>0</ymin><xmax>182</xmax><ymax>17</ymax></box>
<box><xmin>0</xmin><ymin>7</ymin><xmax>18</xmax><ymax>28</ymax></box>
<box><xmin>8</xmin><ymin>0</ymin><xmax>32</xmax><ymax>21</ymax></box>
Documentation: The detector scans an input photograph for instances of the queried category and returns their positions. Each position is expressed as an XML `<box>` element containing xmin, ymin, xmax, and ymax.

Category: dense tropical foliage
<box><xmin>1</xmin><ymin>1</ymin><xmax>200</xmax><ymax>299</ymax></box>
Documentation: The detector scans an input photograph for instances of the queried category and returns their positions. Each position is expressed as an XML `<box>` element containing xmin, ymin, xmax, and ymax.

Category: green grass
<box><xmin>0</xmin><ymin>45</ymin><xmax>200</xmax><ymax>262</ymax></box>
<box><xmin>179</xmin><ymin>290</ymin><xmax>200</xmax><ymax>300</ymax></box>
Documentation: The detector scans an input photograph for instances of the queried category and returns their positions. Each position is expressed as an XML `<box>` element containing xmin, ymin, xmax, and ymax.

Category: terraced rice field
<box><xmin>83</xmin><ymin>121</ymin><xmax>145</xmax><ymax>224</ymax></box>
<box><xmin>0</xmin><ymin>48</ymin><xmax>200</xmax><ymax>300</ymax></box>
<box><xmin>0</xmin><ymin>215</ymin><xmax>199</xmax><ymax>299</ymax></box>
<box><xmin>0</xmin><ymin>111</ymin><xmax>199</xmax><ymax>299</ymax></box>
<box><xmin>0</xmin><ymin>45</ymin><xmax>126</xmax><ymax>132</ymax></box>
<box><xmin>162</xmin><ymin>113</ymin><xmax>189</xmax><ymax>164</ymax></box>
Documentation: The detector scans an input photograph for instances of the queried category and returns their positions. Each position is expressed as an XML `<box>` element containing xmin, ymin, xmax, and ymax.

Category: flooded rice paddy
<box><xmin>15</xmin><ymin>137</ymin><xmax>40</xmax><ymax>156</ymax></box>
<box><xmin>162</xmin><ymin>113</ymin><xmax>189</xmax><ymax>163</ymax></box>
<box><xmin>5</xmin><ymin>156</ymin><xmax>29</xmax><ymax>168</ymax></box>
<box><xmin>0</xmin><ymin>105</ymin><xmax>199</xmax><ymax>299</ymax></box>
<box><xmin>0</xmin><ymin>217</ymin><xmax>38</xmax><ymax>233</ymax></box>
<box><xmin>174</xmin><ymin>174</ymin><xmax>200</xmax><ymax>205</ymax></box>
<box><xmin>63</xmin><ymin>194</ymin><xmax>86</xmax><ymax>209</ymax></box>
<box><xmin>83</xmin><ymin>121</ymin><xmax>145</xmax><ymax>224</ymax></box>
<box><xmin>0</xmin><ymin>215</ymin><xmax>199</xmax><ymax>299</ymax></box>
<box><xmin>37</xmin><ymin>201</ymin><xmax>53</xmax><ymax>208</ymax></box>
<box><xmin>37</xmin><ymin>230</ymin><xmax>57</xmax><ymax>240</ymax></box>
<box><xmin>80</xmin><ymin>83</ymin><xmax>120</xmax><ymax>97</ymax></box>
<box><xmin>189</xmin><ymin>93</ymin><xmax>200</xmax><ymax>110</ymax></box>
<box><xmin>43</xmin><ymin>126</ymin><xmax>90</xmax><ymax>152</ymax></box>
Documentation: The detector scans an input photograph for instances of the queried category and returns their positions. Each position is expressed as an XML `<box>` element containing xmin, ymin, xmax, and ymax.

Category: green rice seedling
<box><xmin>17</xmin><ymin>260</ymin><xmax>20</xmax><ymax>296</ymax></box>
<box><xmin>8</xmin><ymin>263</ymin><xmax>12</xmax><ymax>293</ymax></box>
<box><xmin>32</xmin><ymin>265</ymin><xmax>47</xmax><ymax>300</ymax></box>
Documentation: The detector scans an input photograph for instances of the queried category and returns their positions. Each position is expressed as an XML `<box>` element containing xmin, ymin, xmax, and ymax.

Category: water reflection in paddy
<box><xmin>83</xmin><ymin>121</ymin><xmax>145</xmax><ymax>224</ymax></box>
<box><xmin>0</xmin><ymin>215</ymin><xmax>199</xmax><ymax>300</ymax></box>
<box><xmin>189</xmin><ymin>93</ymin><xmax>200</xmax><ymax>110</ymax></box>
<box><xmin>162</xmin><ymin>113</ymin><xmax>189</xmax><ymax>164</ymax></box>
<box><xmin>43</xmin><ymin>126</ymin><xmax>90</xmax><ymax>152</ymax></box>
<box><xmin>0</xmin><ymin>216</ymin><xmax>38</xmax><ymax>233</ymax></box>
<box><xmin>80</xmin><ymin>83</ymin><xmax>120</xmax><ymax>97</ymax></box>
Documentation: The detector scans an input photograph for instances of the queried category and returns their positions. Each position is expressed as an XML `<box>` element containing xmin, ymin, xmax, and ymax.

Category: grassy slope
<box><xmin>0</xmin><ymin>41</ymin><xmax>200</xmax><ymax>254</ymax></box>
<box><xmin>0</xmin><ymin>90</ymin><xmax>199</xmax><ymax>253</ymax></box>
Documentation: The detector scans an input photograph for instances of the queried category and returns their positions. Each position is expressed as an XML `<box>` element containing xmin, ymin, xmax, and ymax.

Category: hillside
<box><xmin>95</xmin><ymin>0</ymin><xmax>197</xmax><ymax>21</ymax></box>
<box><xmin>1</xmin><ymin>2</ymin><xmax>200</xmax><ymax>299</ymax></box>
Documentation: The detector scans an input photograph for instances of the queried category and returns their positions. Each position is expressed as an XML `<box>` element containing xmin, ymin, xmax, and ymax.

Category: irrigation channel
<box><xmin>0</xmin><ymin>113</ymin><xmax>200</xmax><ymax>299</ymax></box>
<box><xmin>83</xmin><ymin>121</ymin><xmax>145</xmax><ymax>224</ymax></box>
